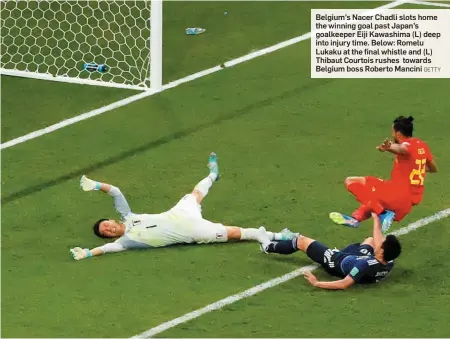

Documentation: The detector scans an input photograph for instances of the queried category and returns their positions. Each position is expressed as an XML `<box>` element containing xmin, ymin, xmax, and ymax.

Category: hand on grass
<box><xmin>70</xmin><ymin>247</ymin><xmax>89</xmax><ymax>260</ymax></box>
<box><xmin>304</xmin><ymin>271</ymin><xmax>318</xmax><ymax>287</ymax></box>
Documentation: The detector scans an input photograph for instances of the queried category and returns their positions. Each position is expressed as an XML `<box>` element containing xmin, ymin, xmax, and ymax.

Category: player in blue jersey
<box><xmin>256</xmin><ymin>212</ymin><xmax>401</xmax><ymax>289</ymax></box>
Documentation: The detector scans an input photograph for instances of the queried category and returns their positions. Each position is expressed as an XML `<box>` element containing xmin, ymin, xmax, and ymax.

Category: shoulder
<box><xmin>366</xmin><ymin>258</ymin><xmax>380</xmax><ymax>266</ymax></box>
<box><xmin>410</xmin><ymin>137</ymin><xmax>429</xmax><ymax>148</ymax></box>
<box><xmin>394</xmin><ymin>140</ymin><xmax>412</xmax><ymax>157</ymax></box>
<box><xmin>409</xmin><ymin>138</ymin><xmax>432</xmax><ymax>155</ymax></box>
<box><xmin>122</xmin><ymin>212</ymin><xmax>137</xmax><ymax>221</ymax></box>
<box><xmin>400</xmin><ymin>138</ymin><xmax>425</xmax><ymax>153</ymax></box>
<box><xmin>401</xmin><ymin>139</ymin><xmax>412</xmax><ymax>146</ymax></box>
<box><xmin>125</xmin><ymin>213</ymin><xmax>147</xmax><ymax>222</ymax></box>
<box><xmin>354</xmin><ymin>257</ymin><xmax>372</xmax><ymax>269</ymax></box>
<box><xmin>353</xmin><ymin>257</ymin><xmax>383</xmax><ymax>272</ymax></box>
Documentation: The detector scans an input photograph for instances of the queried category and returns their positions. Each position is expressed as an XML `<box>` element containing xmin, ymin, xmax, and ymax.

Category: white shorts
<box><xmin>170</xmin><ymin>194</ymin><xmax>228</xmax><ymax>244</ymax></box>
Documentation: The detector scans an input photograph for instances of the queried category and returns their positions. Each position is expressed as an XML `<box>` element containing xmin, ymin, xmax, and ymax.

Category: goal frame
<box><xmin>0</xmin><ymin>0</ymin><xmax>163</xmax><ymax>92</ymax></box>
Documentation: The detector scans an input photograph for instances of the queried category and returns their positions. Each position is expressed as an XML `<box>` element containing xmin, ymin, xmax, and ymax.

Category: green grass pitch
<box><xmin>2</xmin><ymin>1</ymin><xmax>450</xmax><ymax>337</ymax></box>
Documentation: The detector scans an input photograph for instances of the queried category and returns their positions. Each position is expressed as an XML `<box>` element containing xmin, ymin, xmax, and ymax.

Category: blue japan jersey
<box><xmin>340</xmin><ymin>255</ymin><xmax>394</xmax><ymax>284</ymax></box>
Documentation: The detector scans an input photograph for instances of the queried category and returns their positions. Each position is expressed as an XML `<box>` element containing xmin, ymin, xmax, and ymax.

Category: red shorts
<box><xmin>365</xmin><ymin>176</ymin><xmax>412</xmax><ymax>221</ymax></box>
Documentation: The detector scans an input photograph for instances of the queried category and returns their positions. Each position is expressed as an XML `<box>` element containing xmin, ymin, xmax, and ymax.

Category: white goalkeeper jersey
<box><xmin>98</xmin><ymin>187</ymin><xmax>198</xmax><ymax>254</ymax></box>
<box><xmin>118</xmin><ymin>211</ymin><xmax>198</xmax><ymax>248</ymax></box>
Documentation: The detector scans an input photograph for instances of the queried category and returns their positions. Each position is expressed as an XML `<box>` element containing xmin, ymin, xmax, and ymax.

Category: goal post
<box><xmin>150</xmin><ymin>0</ymin><xmax>162</xmax><ymax>91</ymax></box>
<box><xmin>0</xmin><ymin>0</ymin><xmax>163</xmax><ymax>91</ymax></box>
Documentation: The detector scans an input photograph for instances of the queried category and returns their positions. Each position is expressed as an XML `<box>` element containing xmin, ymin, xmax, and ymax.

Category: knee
<box><xmin>344</xmin><ymin>177</ymin><xmax>354</xmax><ymax>187</ymax></box>
<box><xmin>190</xmin><ymin>190</ymin><xmax>204</xmax><ymax>205</ymax></box>
<box><xmin>297</xmin><ymin>235</ymin><xmax>314</xmax><ymax>252</ymax></box>
<box><xmin>226</xmin><ymin>226</ymin><xmax>241</xmax><ymax>240</ymax></box>
<box><xmin>345</xmin><ymin>176</ymin><xmax>364</xmax><ymax>187</ymax></box>
<box><xmin>296</xmin><ymin>237</ymin><xmax>303</xmax><ymax>250</ymax></box>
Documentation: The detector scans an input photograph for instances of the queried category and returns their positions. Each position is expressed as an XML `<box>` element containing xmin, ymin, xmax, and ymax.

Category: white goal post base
<box><xmin>0</xmin><ymin>68</ymin><xmax>155</xmax><ymax>91</ymax></box>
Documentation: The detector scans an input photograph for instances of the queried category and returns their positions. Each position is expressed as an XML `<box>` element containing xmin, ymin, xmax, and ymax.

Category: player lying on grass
<box><xmin>330</xmin><ymin>116</ymin><xmax>437</xmax><ymax>233</ymax></box>
<box><xmin>70</xmin><ymin>153</ymin><xmax>297</xmax><ymax>260</ymax></box>
<box><xmin>256</xmin><ymin>213</ymin><xmax>401</xmax><ymax>289</ymax></box>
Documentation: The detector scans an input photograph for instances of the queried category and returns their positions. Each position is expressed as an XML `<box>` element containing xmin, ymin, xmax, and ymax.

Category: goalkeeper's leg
<box><xmin>191</xmin><ymin>220</ymin><xmax>299</xmax><ymax>244</ymax></box>
<box><xmin>191</xmin><ymin>152</ymin><xmax>219</xmax><ymax>205</ymax></box>
<box><xmin>227</xmin><ymin>226</ymin><xmax>299</xmax><ymax>242</ymax></box>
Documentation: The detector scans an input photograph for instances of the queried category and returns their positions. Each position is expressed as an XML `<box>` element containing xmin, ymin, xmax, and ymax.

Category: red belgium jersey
<box><xmin>390</xmin><ymin>137</ymin><xmax>433</xmax><ymax>204</ymax></box>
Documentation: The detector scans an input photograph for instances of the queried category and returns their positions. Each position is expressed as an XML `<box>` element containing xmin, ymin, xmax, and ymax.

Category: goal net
<box><xmin>0</xmin><ymin>0</ymin><xmax>162</xmax><ymax>91</ymax></box>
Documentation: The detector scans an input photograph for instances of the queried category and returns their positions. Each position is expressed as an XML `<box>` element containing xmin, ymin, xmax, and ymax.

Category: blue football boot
<box><xmin>379</xmin><ymin>210</ymin><xmax>395</xmax><ymax>234</ymax></box>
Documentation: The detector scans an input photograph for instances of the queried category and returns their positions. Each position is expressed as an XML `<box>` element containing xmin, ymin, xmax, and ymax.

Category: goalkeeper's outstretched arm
<box><xmin>80</xmin><ymin>175</ymin><xmax>133</xmax><ymax>220</ymax></box>
<box><xmin>70</xmin><ymin>242</ymin><xmax>126</xmax><ymax>260</ymax></box>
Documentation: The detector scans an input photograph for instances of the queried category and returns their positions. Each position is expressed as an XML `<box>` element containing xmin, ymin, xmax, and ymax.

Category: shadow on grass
<box><xmin>2</xmin><ymin>79</ymin><xmax>333</xmax><ymax>205</ymax></box>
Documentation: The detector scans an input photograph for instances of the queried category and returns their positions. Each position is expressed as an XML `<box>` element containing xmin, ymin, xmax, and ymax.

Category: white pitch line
<box><xmin>407</xmin><ymin>0</ymin><xmax>450</xmax><ymax>7</ymax></box>
<box><xmin>130</xmin><ymin>265</ymin><xmax>320</xmax><ymax>339</ymax></box>
<box><xmin>389</xmin><ymin>208</ymin><xmax>450</xmax><ymax>236</ymax></box>
<box><xmin>1</xmin><ymin>0</ymin><xmax>406</xmax><ymax>151</ymax></box>
<box><xmin>131</xmin><ymin>208</ymin><xmax>450</xmax><ymax>339</ymax></box>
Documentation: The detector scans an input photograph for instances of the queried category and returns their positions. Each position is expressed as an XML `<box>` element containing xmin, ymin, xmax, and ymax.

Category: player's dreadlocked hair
<box><xmin>93</xmin><ymin>218</ymin><xmax>109</xmax><ymax>238</ymax></box>
<box><xmin>381</xmin><ymin>234</ymin><xmax>402</xmax><ymax>262</ymax></box>
<box><xmin>393</xmin><ymin>115</ymin><xmax>414</xmax><ymax>137</ymax></box>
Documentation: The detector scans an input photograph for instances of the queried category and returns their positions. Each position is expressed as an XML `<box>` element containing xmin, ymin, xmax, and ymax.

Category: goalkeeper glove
<box><xmin>80</xmin><ymin>175</ymin><xmax>100</xmax><ymax>191</ymax></box>
<box><xmin>70</xmin><ymin>247</ymin><xmax>93</xmax><ymax>260</ymax></box>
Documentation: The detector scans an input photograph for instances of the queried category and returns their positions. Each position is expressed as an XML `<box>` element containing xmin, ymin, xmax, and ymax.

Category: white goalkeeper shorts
<box><xmin>171</xmin><ymin>194</ymin><xmax>203</xmax><ymax>218</ymax></box>
<box><xmin>170</xmin><ymin>194</ymin><xmax>228</xmax><ymax>244</ymax></box>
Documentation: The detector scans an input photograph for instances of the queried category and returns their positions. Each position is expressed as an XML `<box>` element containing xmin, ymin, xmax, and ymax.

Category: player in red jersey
<box><xmin>330</xmin><ymin>116</ymin><xmax>438</xmax><ymax>233</ymax></box>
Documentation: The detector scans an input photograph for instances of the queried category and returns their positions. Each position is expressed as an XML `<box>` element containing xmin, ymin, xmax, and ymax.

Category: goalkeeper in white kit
<box><xmin>70</xmin><ymin>153</ymin><xmax>297</xmax><ymax>260</ymax></box>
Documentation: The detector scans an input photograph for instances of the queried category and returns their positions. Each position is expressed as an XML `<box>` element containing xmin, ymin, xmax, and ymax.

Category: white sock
<box><xmin>208</xmin><ymin>172</ymin><xmax>218</xmax><ymax>181</ymax></box>
<box><xmin>240</xmin><ymin>228</ymin><xmax>260</xmax><ymax>240</ymax></box>
<box><xmin>194</xmin><ymin>177</ymin><xmax>214</xmax><ymax>197</ymax></box>
<box><xmin>267</xmin><ymin>232</ymin><xmax>286</xmax><ymax>241</ymax></box>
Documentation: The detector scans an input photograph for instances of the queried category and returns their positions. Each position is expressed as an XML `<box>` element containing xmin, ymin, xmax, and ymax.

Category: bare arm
<box><xmin>376</xmin><ymin>139</ymin><xmax>409</xmax><ymax>155</ymax></box>
<box><xmin>304</xmin><ymin>271</ymin><xmax>355</xmax><ymax>290</ymax></box>
<box><xmin>371</xmin><ymin>212</ymin><xmax>384</xmax><ymax>250</ymax></box>
<box><xmin>386</xmin><ymin>143</ymin><xmax>409</xmax><ymax>156</ymax></box>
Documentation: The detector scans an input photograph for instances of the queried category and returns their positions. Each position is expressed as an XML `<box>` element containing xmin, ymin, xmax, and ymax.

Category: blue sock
<box><xmin>267</xmin><ymin>239</ymin><xmax>299</xmax><ymax>255</ymax></box>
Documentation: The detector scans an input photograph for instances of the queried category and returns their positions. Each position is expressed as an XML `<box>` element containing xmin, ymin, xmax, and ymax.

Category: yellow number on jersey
<box><xmin>409</xmin><ymin>158</ymin><xmax>426</xmax><ymax>185</ymax></box>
